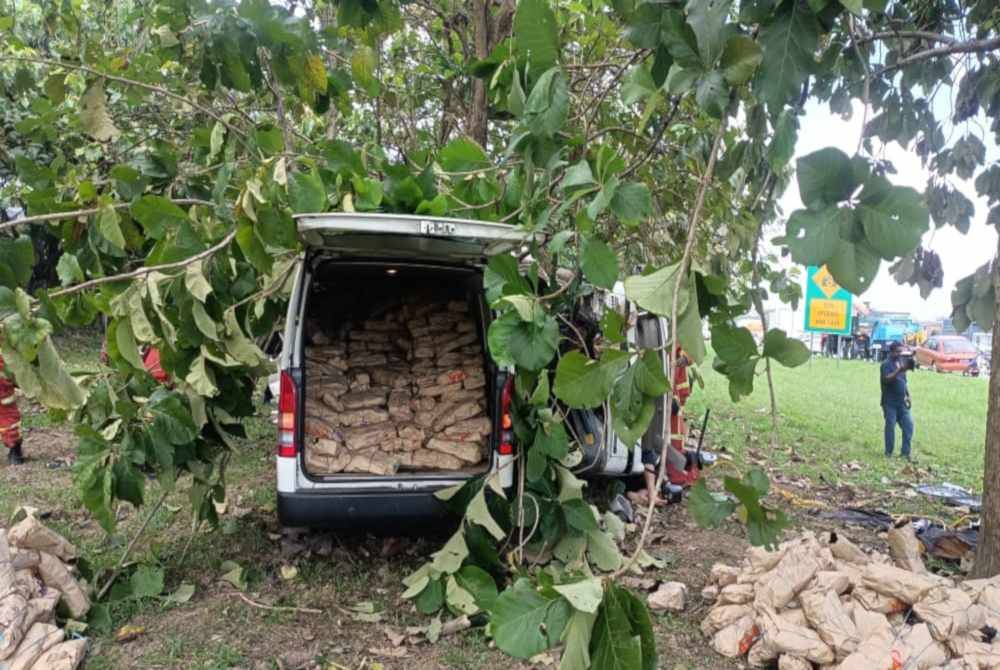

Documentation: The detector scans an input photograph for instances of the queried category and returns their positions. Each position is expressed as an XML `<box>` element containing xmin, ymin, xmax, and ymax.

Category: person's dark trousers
<box><xmin>883</xmin><ymin>403</ymin><xmax>914</xmax><ymax>457</ymax></box>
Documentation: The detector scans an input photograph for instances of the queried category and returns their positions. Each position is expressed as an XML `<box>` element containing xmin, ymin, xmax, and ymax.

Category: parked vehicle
<box><xmin>914</xmin><ymin>335</ymin><xmax>978</xmax><ymax>373</ymax></box>
<box><xmin>275</xmin><ymin>214</ymin><xmax>668</xmax><ymax>530</ymax></box>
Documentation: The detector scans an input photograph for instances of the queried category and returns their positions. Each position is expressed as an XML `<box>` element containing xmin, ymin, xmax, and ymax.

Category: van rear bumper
<box><xmin>277</xmin><ymin>490</ymin><xmax>459</xmax><ymax>533</ymax></box>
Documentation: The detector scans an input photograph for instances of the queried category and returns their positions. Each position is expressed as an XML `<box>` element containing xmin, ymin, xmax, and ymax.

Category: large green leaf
<box><xmin>439</xmin><ymin>137</ymin><xmax>490</xmax><ymax>173</ymax></box>
<box><xmin>525</xmin><ymin>67</ymin><xmax>569</xmax><ymax>138</ymax></box>
<box><xmin>0</xmin><ymin>236</ymin><xmax>35</xmax><ymax>289</ymax></box>
<box><xmin>724</xmin><ymin>472</ymin><xmax>789</xmax><ymax>549</ymax></box>
<box><xmin>288</xmin><ymin>170</ymin><xmax>327</xmax><ymax>213</ymax></box>
<box><xmin>767</xmin><ymin>108</ymin><xmax>798</xmax><ymax>171</ymax></box>
<box><xmin>676</xmin><ymin>277</ymin><xmax>705</xmax><ymax>364</ymax></box>
<box><xmin>797</xmin><ymin>147</ymin><xmax>859</xmax><ymax>209</ymax></box>
<box><xmin>554</xmin><ymin>350</ymin><xmax>629</xmax><ymax>408</ymax></box>
<box><xmin>720</xmin><ymin>34</ymin><xmax>762</xmax><ymax>85</ymax></box>
<box><xmin>688</xmin><ymin>479</ymin><xmax>736</xmax><ymax>528</ymax></box>
<box><xmin>827</xmin><ymin>237</ymin><xmax>880</xmax><ymax>295</ymax></box>
<box><xmin>754</xmin><ymin>0</ymin><xmax>820</xmax><ymax>110</ymax></box>
<box><xmin>609</xmin><ymin>182</ymin><xmax>653</xmax><ymax>225</ymax></box>
<box><xmin>97</xmin><ymin>206</ymin><xmax>126</xmax><ymax>250</ymax></box>
<box><xmin>686</xmin><ymin>0</ymin><xmax>732</xmax><ymax>65</ymax></box>
<box><xmin>560</xmin><ymin>609</ymin><xmax>597</xmax><ymax>670</ymax></box>
<box><xmin>581</xmin><ymin>238</ymin><xmax>619</xmax><ymax>289</ymax></box>
<box><xmin>762</xmin><ymin>328</ymin><xmax>810</xmax><ymax>367</ymax></box>
<box><xmin>695</xmin><ymin>71</ymin><xmax>729</xmax><ymax>119</ymax></box>
<box><xmin>711</xmin><ymin>323</ymin><xmax>758</xmax><ymax>364</ymax></box>
<box><xmin>79</xmin><ymin>80</ymin><xmax>121</xmax><ymax>141</ymax></box>
<box><xmin>590</xmin><ymin>584</ymin><xmax>642</xmax><ymax>670</ymax></box>
<box><xmin>554</xmin><ymin>578</ymin><xmax>603</xmax><ymax>614</ymax></box>
<box><xmin>131</xmin><ymin>196</ymin><xmax>188</xmax><ymax>240</ymax></box>
<box><xmin>777</xmin><ymin>207</ymin><xmax>843</xmax><ymax>266</ymax></box>
<box><xmin>490</xmin><ymin>579</ymin><xmax>573</xmax><ymax>659</ymax></box>
<box><xmin>514</xmin><ymin>0</ymin><xmax>560</xmax><ymax>71</ymax></box>
<box><xmin>488</xmin><ymin>310</ymin><xmax>560</xmax><ymax>371</ymax></box>
<box><xmin>623</xmin><ymin>263</ymin><xmax>689</xmax><ymax>317</ymax></box>
<box><xmin>859</xmin><ymin>185</ymin><xmax>929</xmax><ymax>260</ymax></box>
<box><xmin>456</xmin><ymin>565</ymin><xmax>499</xmax><ymax>611</ymax></box>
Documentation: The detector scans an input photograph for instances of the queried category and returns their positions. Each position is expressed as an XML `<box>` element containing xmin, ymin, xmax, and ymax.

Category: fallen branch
<box><xmin>0</xmin><ymin>57</ymin><xmax>248</xmax><ymax>140</ymax></box>
<box><xmin>47</xmin><ymin>229</ymin><xmax>237</xmax><ymax>300</ymax></box>
<box><xmin>97</xmin><ymin>488</ymin><xmax>170</xmax><ymax>600</ymax></box>
<box><xmin>0</xmin><ymin>198</ymin><xmax>214</xmax><ymax>234</ymax></box>
<box><xmin>226</xmin><ymin>591</ymin><xmax>323</xmax><ymax>615</ymax></box>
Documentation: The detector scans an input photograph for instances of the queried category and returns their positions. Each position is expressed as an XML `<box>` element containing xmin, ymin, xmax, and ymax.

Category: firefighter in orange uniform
<box><xmin>0</xmin><ymin>352</ymin><xmax>24</xmax><ymax>465</ymax></box>
<box><xmin>666</xmin><ymin>346</ymin><xmax>696</xmax><ymax>486</ymax></box>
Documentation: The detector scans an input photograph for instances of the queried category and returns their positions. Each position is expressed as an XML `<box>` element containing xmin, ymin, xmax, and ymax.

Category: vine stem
<box><xmin>47</xmin><ymin>229</ymin><xmax>237</xmax><ymax>301</ymax></box>
<box><xmin>0</xmin><ymin>198</ymin><xmax>214</xmax><ymax>234</ymax></box>
<box><xmin>617</xmin><ymin>117</ymin><xmax>728</xmax><ymax>577</ymax></box>
<box><xmin>97</xmin><ymin>488</ymin><xmax>170</xmax><ymax>600</ymax></box>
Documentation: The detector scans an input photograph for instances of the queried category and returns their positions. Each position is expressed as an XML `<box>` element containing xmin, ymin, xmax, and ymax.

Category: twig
<box><xmin>0</xmin><ymin>57</ymin><xmax>247</xmax><ymax>140</ymax></box>
<box><xmin>226</xmin><ymin>591</ymin><xmax>323</xmax><ymax>615</ymax></box>
<box><xmin>858</xmin><ymin>30</ymin><xmax>958</xmax><ymax>45</ymax></box>
<box><xmin>849</xmin><ymin>15</ymin><xmax>872</xmax><ymax>155</ymax></box>
<box><xmin>622</xmin><ymin>97</ymin><xmax>680</xmax><ymax>180</ymax></box>
<box><xmin>47</xmin><ymin>229</ymin><xmax>237</xmax><ymax>301</ymax></box>
<box><xmin>97</xmin><ymin>488</ymin><xmax>170</xmax><ymax>600</ymax></box>
<box><xmin>0</xmin><ymin>198</ymin><xmax>214</xmax><ymax>233</ymax></box>
<box><xmin>875</xmin><ymin>36</ymin><xmax>1000</xmax><ymax>75</ymax></box>
<box><xmin>618</xmin><ymin>117</ymin><xmax>728</xmax><ymax>577</ymax></box>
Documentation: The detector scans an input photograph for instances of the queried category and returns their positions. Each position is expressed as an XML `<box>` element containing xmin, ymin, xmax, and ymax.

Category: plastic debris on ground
<box><xmin>701</xmin><ymin>526</ymin><xmax>1000</xmax><ymax>668</ymax></box>
<box><xmin>0</xmin><ymin>512</ymin><xmax>90</xmax><ymax>669</ymax></box>
<box><xmin>915</xmin><ymin>483</ymin><xmax>982</xmax><ymax>511</ymax></box>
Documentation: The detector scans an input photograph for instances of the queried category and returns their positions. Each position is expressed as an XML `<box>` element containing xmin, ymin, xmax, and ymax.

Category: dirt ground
<box><xmin>3</xmin><ymin>410</ymin><xmax>959</xmax><ymax>670</ymax></box>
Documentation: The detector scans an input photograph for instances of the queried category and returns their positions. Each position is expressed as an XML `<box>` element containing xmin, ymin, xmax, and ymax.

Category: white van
<box><xmin>275</xmin><ymin>213</ymin><xmax>668</xmax><ymax>529</ymax></box>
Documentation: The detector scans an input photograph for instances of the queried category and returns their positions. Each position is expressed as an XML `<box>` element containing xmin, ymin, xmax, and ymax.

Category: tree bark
<box><xmin>973</xmin><ymin>236</ymin><xmax>1000</xmax><ymax>578</ymax></box>
<box><xmin>467</xmin><ymin>0</ymin><xmax>490</xmax><ymax>147</ymax></box>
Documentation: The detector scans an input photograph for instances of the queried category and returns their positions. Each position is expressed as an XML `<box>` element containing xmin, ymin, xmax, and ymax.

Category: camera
<box><xmin>901</xmin><ymin>353</ymin><xmax>916</xmax><ymax>371</ymax></box>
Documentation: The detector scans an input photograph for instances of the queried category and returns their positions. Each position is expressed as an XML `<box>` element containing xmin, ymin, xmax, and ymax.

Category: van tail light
<box><xmin>277</xmin><ymin>371</ymin><xmax>297</xmax><ymax>458</ymax></box>
<box><xmin>498</xmin><ymin>376</ymin><xmax>514</xmax><ymax>456</ymax></box>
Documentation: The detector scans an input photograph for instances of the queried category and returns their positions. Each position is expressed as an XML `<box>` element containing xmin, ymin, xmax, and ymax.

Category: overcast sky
<box><xmin>774</xmin><ymin>100</ymin><xmax>999</xmax><ymax>322</ymax></box>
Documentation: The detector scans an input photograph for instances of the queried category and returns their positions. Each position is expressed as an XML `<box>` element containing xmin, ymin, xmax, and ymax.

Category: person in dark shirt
<box><xmin>880</xmin><ymin>342</ymin><xmax>914</xmax><ymax>459</ymax></box>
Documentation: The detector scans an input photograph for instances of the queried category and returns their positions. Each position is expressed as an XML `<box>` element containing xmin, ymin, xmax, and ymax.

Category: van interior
<box><xmin>300</xmin><ymin>259</ymin><xmax>495</xmax><ymax>479</ymax></box>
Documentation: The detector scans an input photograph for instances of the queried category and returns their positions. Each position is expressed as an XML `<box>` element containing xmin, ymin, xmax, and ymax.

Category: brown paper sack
<box><xmin>6</xmin><ymin>622</ymin><xmax>64</xmax><ymax>670</ymax></box>
<box><xmin>7</xmin><ymin>517</ymin><xmax>77</xmax><ymax>563</ymax></box>
<box><xmin>799</xmin><ymin>588</ymin><xmax>859</xmax><ymax>659</ymax></box>
<box><xmin>860</xmin><ymin>563</ymin><xmax>937</xmax><ymax>604</ymax></box>
<box><xmin>887</xmin><ymin>522</ymin><xmax>926</xmax><ymax>573</ymax></box>
<box><xmin>754</xmin><ymin>549</ymin><xmax>820</xmax><ymax>610</ymax></box>
<box><xmin>823</xmin><ymin>531</ymin><xmax>868</xmax><ymax>565</ymax></box>
<box><xmin>23</xmin><ymin>591</ymin><xmax>61</xmax><ymax>629</ymax></box>
<box><xmin>701</xmin><ymin>604</ymin><xmax>753</xmax><ymax>637</ymax></box>
<box><xmin>398</xmin><ymin>451</ymin><xmax>464</xmax><ymax>471</ymax></box>
<box><xmin>711</xmin><ymin>616</ymin><xmax>758</xmax><ymax>658</ymax></box>
<box><xmin>0</xmin><ymin>533</ymin><xmax>28</xmax><ymax>662</ymax></box>
<box><xmin>912</xmin><ymin>586</ymin><xmax>986</xmax><ymax>641</ymax></box>
<box><xmin>814</xmin><ymin>570</ymin><xmax>851</xmax><ymax>595</ymax></box>
<box><xmin>710</xmin><ymin>563</ymin><xmax>740</xmax><ymax>587</ymax></box>
<box><xmin>36</xmin><ymin>553</ymin><xmax>90</xmax><ymax>619</ymax></box>
<box><xmin>29</xmin><ymin>638</ymin><xmax>87</xmax><ymax>670</ymax></box>
<box><xmin>758</xmin><ymin>608</ymin><xmax>835</xmax><ymax>666</ymax></box>
<box><xmin>851</xmin><ymin>585</ymin><xmax>907</xmax><ymax>615</ymax></box>
<box><xmin>425</xmin><ymin>438</ymin><xmax>482</xmax><ymax>464</ymax></box>
<box><xmin>776</xmin><ymin>655</ymin><xmax>811</xmax><ymax>670</ymax></box>
<box><xmin>746</xmin><ymin>545</ymin><xmax>786</xmax><ymax>573</ymax></box>
<box><xmin>896</xmin><ymin>622</ymin><xmax>949</xmax><ymax>670</ymax></box>
<box><xmin>716</xmin><ymin>583</ymin><xmax>754</xmax><ymax>605</ymax></box>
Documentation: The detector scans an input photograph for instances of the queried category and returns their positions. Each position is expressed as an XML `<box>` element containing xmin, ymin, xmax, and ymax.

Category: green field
<box><xmin>687</xmin><ymin>353</ymin><xmax>989</xmax><ymax>496</ymax></box>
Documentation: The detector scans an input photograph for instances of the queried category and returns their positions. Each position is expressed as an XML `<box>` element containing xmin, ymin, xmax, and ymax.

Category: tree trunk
<box><xmin>972</xmin><ymin>238</ymin><xmax>1000</xmax><ymax>578</ymax></box>
<box><xmin>467</xmin><ymin>0</ymin><xmax>489</xmax><ymax>147</ymax></box>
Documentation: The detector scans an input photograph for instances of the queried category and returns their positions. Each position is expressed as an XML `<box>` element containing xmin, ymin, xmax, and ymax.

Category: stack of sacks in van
<box><xmin>1</xmin><ymin>514</ymin><xmax>90</xmax><ymax>670</ymax></box>
<box><xmin>302</xmin><ymin>299</ymin><xmax>490</xmax><ymax>474</ymax></box>
<box><xmin>701</xmin><ymin>524</ymin><xmax>1000</xmax><ymax>669</ymax></box>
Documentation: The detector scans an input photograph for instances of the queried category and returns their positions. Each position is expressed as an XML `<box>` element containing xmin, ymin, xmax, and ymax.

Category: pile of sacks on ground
<box><xmin>1</xmin><ymin>514</ymin><xmax>89</xmax><ymax>669</ymax></box>
<box><xmin>701</xmin><ymin>525</ymin><xmax>1000</xmax><ymax>669</ymax></box>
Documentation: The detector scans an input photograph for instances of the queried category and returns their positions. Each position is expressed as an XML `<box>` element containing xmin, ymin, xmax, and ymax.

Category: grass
<box><xmin>5</xmin><ymin>334</ymin><xmax>990</xmax><ymax>668</ymax></box>
<box><xmin>686</xmin><ymin>353</ymin><xmax>989</xmax><ymax>499</ymax></box>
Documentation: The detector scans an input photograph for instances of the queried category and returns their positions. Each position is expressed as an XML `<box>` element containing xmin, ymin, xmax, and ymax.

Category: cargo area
<box><xmin>300</xmin><ymin>261</ymin><xmax>494</xmax><ymax>478</ymax></box>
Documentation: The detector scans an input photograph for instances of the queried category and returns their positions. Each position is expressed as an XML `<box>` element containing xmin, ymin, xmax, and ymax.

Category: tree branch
<box><xmin>860</xmin><ymin>30</ymin><xmax>958</xmax><ymax>45</ymax></box>
<box><xmin>47</xmin><ymin>229</ymin><xmax>237</xmax><ymax>300</ymax></box>
<box><xmin>0</xmin><ymin>198</ymin><xmax>214</xmax><ymax>233</ymax></box>
<box><xmin>876</xmin><ymin>36</ymin><xmax>1000</xmax><ymax>75</ymax></box>
<box><xmin>0</xmin><ymin>56</ymin><xmax>248</xmax><ymax>139</ymax></box>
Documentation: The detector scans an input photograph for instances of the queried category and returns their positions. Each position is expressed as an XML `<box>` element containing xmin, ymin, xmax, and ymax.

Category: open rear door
<box><xmin>296</xmin><ymin>213</ymin><xmax>534</xmax><ymax>264</ymax></box>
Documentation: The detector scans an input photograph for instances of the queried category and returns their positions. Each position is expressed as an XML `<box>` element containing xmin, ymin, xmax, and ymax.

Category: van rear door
<box><xmin>296</xmin><ymin>213</ymin><xmax>532</xmax><ymax>263</ymax></box>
